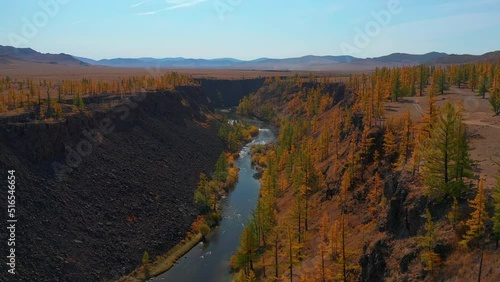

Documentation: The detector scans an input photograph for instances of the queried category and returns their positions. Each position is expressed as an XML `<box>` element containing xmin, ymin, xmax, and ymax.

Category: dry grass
<box><xmin>116</xmin><ymin>233</ymin><xmax>203</xmax><ymax>282</ymax></box>
<box><xmin>384</xmin><ymin>86</ymin><xmax>500</xmax><ymax>189</ymax></box>
<box><xmin>0</xmin><ymin>59</ymin><xmax>349</xmax><ymax>80</ymax></box>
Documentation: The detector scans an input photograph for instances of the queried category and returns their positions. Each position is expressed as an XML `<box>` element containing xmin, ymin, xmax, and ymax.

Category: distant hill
<box><xmin>366</xmin><ymin>52</ymin><xmax>448</xmax><ymax>64</ymax></box>
<box><xmin>2</xmin><ymin>45</ymin><xmax>500</xmax><ymax>71</ymax></box>
<box><xmin>76</xmin><ymin>57</ymin><xmax>245</xmax><ymax>69</ymax></box>
<box><xmin>232</xmin><ymin>55</ymin><xmax>358</xmax><ymax>70</ymax></box>
<box><xmin>72</xmin><ymin>52</ymin><xmax>463</xmax><ymax>70</ymax></box>
<box><xmin>429</xmin><ymin>51</ymin><xmax>500</xmax><ymax>64</ymax></box>
<box><xmin>0</xmin><ymin>45</ymin><xmax>87</xmax><ymax>66</ymax></box>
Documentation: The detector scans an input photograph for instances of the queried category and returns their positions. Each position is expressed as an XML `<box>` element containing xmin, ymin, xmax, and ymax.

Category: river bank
<box><xmin>148</xmin><ymin>128</ymin><xmax>276</xmax><ymax>282</ymax></box>
<box><xmin>118</xmin><ymin>233</ymin><xmax>203</xmax><ymax>281</ymax></box>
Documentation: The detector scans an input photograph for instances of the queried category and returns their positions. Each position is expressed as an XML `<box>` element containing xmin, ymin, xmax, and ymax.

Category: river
<box><xmin>150</xmin><ymin>128</ymin><xmax>276</xmax><ymax>282</ymax></box>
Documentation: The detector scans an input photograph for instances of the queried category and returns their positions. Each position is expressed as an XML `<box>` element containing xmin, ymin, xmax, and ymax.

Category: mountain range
<box><xmin>1</xmin><ymin>45</ymin><xmax>499</xmax><ymax>71</ymax></box>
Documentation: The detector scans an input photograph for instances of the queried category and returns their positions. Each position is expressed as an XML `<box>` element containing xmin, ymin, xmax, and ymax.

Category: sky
<box><xmin>1</xmin><ymin>0</ymin><xmax>500</xmax><ymax>60</ymax></box>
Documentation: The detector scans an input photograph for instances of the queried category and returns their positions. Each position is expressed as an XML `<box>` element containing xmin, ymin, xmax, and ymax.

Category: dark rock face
<box><xmin>0</xmin><ymin>88</ymin><xmax>224</xmax><ymax>281</ymax></box>
<box><xmin>385</xmin><ymin>173</ymin><xmax>426</xmax><ymax>239</ymax></box>
<box><xmin>358</xmin><ymin>240</ymin><xmax>390</xmax><ymax>282</ymax></box>
<box><xmin>197</xmin><ymin>78</ymin><xmax>265</xmax><ymax>108</ymax></box>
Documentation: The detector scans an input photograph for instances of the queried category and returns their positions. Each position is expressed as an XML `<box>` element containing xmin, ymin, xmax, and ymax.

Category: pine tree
<box><xmin>460</xmin><ymin>178</ymin><xmax>488</xmax><ymax>248</ymax></box>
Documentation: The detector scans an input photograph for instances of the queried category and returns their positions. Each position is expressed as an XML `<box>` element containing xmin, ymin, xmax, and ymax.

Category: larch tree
<box><xmin>493</xmin><ymin>177</ymin><xmax>500</xmax><ymax>249</ymax></box>
<box><xmin>383</xmin><ymin>125</ymin><xmax>398</xmax><ymax>164</ymax></box>
<box><xmin>418</xmin><ymin>209</ymin><xmax>440</xmax><ymax>274</ymax></box>
<box><xmin>489</xmin><ymin>88</ymin><xmax>500</xmax><ymax>115</ymax></box>
<box><xmin>360</xmin><ymin>124</ymin><xmax>374</xmax><ymax>181</ymax></box>
<box><xmin>460</xmin><ymin>178</ymin><xmax>488</xmax><ymax>248</ymax></box>
<box><xmin>447</xmin><ymin>197</ymin><xmax>460</xmax><ymax>228</ymax></box>
<box><xmin>418</xmin><ymin>64</ymin><xmax>428</xmax><ymax>96</ymax></box>
<box><xmin>478</xmin><ymin>75</ymin><xmax>488</xmax><ymax>99</ymax></box>
<box><xmin>194</xmin><ymin>173</ymin><xmax>213</xmax><ymax>213</ymax></box>
<box><xmin>214</xmin><ymin>152</ymin><xmax>229</xmax><ymax>183</ymax></box>
<box><xmin>235</xmin><ymin>222</ymin><xmax>259</xmax><ymax>276</ymax></box>
<box><xmin>435</xmin><ymin>67</ymin><xmax>449</xmax><ymax>95</ymax></box>
<box><xmin>422</xmin><ymin>102</ymin><xmax>473</xmax><ymax>199</ymax></box>
<box><xmin>368</xmin><ymin>173</ymin><xmax>385</xmax><ymax>218</ymax></box>
<box><xmin>469</xmin><ymin>64</ymin><xmax>479</xmax><ymax>92</ymax></box>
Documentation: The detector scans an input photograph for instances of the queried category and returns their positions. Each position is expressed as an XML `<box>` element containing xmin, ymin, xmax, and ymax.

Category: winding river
<box><xmin>150</xmin><ymin>128</ymin><xmax>276</xmax><ymax>282</ymax></box>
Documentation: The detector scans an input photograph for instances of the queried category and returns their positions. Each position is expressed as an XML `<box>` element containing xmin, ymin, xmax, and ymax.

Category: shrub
<box><xmin>199</xmin><ymin>223</ymin><xmax>210</xmax><ymax>238</ymax></box>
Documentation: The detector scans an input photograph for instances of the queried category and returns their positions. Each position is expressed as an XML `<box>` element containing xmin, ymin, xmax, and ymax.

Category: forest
<box><xmin>231</xmin><ymin>62</ymin><xmax>500</xmax><ymax>281</ymax></box>
<box><xmin>0</xmin><ymin>72</ymin><xmax>196</xmax><ymax>119</ymax></box>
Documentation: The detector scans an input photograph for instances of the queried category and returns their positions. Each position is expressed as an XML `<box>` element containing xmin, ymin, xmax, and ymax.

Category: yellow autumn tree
<box><xmin>460</xmin><ymin>178</ymin><xmax>488</xmax><ymax>248</ymax></box>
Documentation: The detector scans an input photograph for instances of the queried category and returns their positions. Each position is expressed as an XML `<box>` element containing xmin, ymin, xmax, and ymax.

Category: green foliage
<box><xmin>141</xmin><ymin>250</ymin><xmax>150</xmax><ymax>265</ymax></box>
<box><xmin>478</xmin><ymin>75</ymin><xmax>488</xmax><ymax>99</ymax></box>
<box><xmin>418</xmin><ymin>209</ymin><xmax>440</xmax><ymax>272</ymax></box>
<box><xmin>390</xmin><ymin>68</ymin><xmax>401</xmax><ymax>101</ymax></box>
<box><xmin>73</xmin><ymin>93</ymin><xmax>84</xmax><ymax>112</ymax></box>
<box><xmin>214</xmin><ymin>152</ymin><xmax>228</xmax><ymax>183</ymax></box>
<box><xmin>218</xmin><ymin>120</ymin><xmax>260</xmax><ymax>152</ymax></box>
<box><xmin>194</xmin><ymin>173</ymin><xmax>214</xmax><ymax>213</ymax></box>
<box><xmin>422</xmin><ymin>103</ymin><xmax>473</xmax><ymax>200</ymax></box>
<box><xmin>237</xmin><ymin>96</ymin><xmax>252</xmax><ymax>116</ymax></box>
<box><xmin>490</xmin><ymin>88</ymin><xmax>500</xmax><ymax>115</ymax></box>
<box><xmin>433</xmin><ymin>67</ymin><xmax>449</xmax><ymax>95</ymax></box>
<box><xmin>199</xmin><ymin>223</ymin><xmax>210</xmax><ymax>237</ymax></box>
<box><xmin>234</xmin><ymin>221</ymin><xmax>259</xmax><ymax>276</ymax></box>
<box><xmin>45</xmin><ymin>88</ymin><xmax>53</xmax><ymax>119</ymax></box>
<box><xmin>447</xmin><ymin>197</ymin><xmax>460</xmax><ymax>228</ymax></box>
<box><xmin>493</xmin><ymin>178</ymin><xmax>500</xmax><ymax>247</ymax></box>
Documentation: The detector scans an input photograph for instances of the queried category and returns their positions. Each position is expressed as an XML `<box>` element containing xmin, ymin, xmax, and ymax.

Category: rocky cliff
<box><xmin>0</xmin><ymin>87</ymin><xmax>224</xmax><ymax>281</ymax></box>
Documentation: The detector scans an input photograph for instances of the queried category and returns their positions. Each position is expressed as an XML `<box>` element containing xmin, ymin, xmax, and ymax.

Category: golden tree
<box><xmin>460</xmin><ymin>178</ymin><xmax>488</xmax><ymax>248</ymax></box>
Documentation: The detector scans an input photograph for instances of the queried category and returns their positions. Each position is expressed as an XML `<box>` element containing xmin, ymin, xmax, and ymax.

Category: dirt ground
<box><xmin>385</xmin><ymin>86</ymin><xmax>500</xmax><ymax>190</ymax></box>
<box><xmin>0</xmin><ymin>59</ymin><xmax>345</xmax><ymax>80</ymax></box>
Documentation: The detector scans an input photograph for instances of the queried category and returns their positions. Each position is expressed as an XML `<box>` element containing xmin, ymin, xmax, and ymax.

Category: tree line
<box><xmin>232</xmin><ymin>72</ymin><xmax>500</xmax><ymax>281</ymax></box>
<box><xmin>0</xmin><ymin>73</ymin><xmax>197</xmax><ymax>117</ymax></box>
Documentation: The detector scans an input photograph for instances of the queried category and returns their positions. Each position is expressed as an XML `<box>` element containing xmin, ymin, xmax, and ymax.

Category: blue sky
<box><xmin>1</xmin><ymin>0</ymin><xmax>499</xmax><ymax>60</ymax></box>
